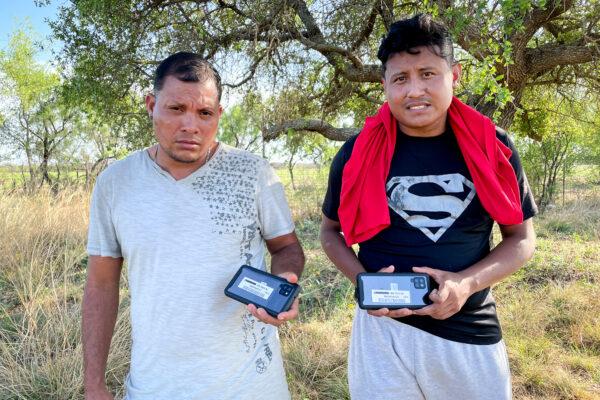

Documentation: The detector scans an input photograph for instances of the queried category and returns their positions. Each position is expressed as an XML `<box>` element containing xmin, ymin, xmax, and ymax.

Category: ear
<box><xmin>145</xmin><ymin>93</ymin><xmax>156</xmax><ymax>117</ymax></box>
<box><xmin>451</xmin><ymin>63</ymin><xmax>462</xmax><ymax>88</ymax></box>
<box><xmin>218</xmin><ymin>104</ymin><xmax>224</xmax><ymax>118</ymax></box>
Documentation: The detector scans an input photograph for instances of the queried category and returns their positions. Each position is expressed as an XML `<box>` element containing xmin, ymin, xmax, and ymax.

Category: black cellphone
<box><xmin>356</xmin><ymin>272</ymin><xmax>434</xmax><ymax>310</ymax></box>
<box><xmin>224</xmin><ymin>265</ymin><xmax>301</xmax><ymax>317</ymax></box>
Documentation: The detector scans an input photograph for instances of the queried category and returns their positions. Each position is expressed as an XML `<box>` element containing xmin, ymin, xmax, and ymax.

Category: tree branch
<box><xmin>512</xmin><ymin>0</ymin><xmax>575</xmax><ymax>54</ymax></box>
<box><xmin>526</xmin><ymin>43</ymin><xmax>599</xmax><ymax>77</ymax></box>
<box><xmin>350</xmin><ymin>1</ymin><xmax>379</xmax><ymax>51</ymax></box>
<box><xmin>263</xmin><ymin>119</ymin><xmax>359</xmax><ymax>141</ymax></box>
<box><xmin>379</xmin><ymin>0</ymin><xmax>395</xmax><ymax>30</ymax></box>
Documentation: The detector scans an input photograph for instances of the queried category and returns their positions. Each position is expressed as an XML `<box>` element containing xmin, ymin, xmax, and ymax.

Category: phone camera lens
<box><xmin>413</xmin><ymin>277</ymin><xmax>426</xmax><ymax>289</ymax></box>
<box><xmin>279</xmin><ymin>284</ymin><xmax>293</xmax><ymax>295</ymax></box>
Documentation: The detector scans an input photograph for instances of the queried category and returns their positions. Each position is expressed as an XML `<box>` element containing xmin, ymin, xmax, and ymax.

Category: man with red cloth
<box><xmin>320</xmin><ymin>14</ymin><xmax>537</xmax><ymax>399</ymax></box>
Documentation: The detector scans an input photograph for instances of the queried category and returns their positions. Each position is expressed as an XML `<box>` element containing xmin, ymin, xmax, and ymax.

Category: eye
<box><xmin>423</xmin><ymin>71</ymin><xmax>435</xmax><ymax>78</ymax></box>
<box><xmin>393</xmin><ymin>75</ymin><xmax>406</xmax><ymax>83</ymax></box>
<box><xmin>168</xmin><ymin>105</ymin><xmax>183</xmax><ymax>112</ymax></box>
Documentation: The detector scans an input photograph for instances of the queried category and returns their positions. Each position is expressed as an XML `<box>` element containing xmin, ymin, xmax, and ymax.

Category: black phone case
<box><xmin>224</xmin><ymin>265</ymin><xmax>301</xmax><ymax>317</ymax></box>
<box><xmin>356</xmin><ymin>272</ymin><xmax>434</xmax><ymax>310</ymax></box>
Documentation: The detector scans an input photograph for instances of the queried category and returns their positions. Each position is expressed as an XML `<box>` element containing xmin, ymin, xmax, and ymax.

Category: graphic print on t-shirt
<box><xmin>386</xmin><ymin>173</ymin><xmax>476</xmax><ymax>242</ymax></box>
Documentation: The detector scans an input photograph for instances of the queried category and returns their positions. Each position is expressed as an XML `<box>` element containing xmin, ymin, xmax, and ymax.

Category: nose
<box><xmin>405</xmin><ymin>79</ymin><xmax>426</xmax><ymax>98</ymax></box>
<box><xmin>180</xmin><ymin>112</ymin><xmax>200</xmax><ymax>133</ymax></box>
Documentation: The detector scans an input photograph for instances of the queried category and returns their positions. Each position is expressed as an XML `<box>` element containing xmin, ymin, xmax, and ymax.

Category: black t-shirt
<box><xmin>322</xmin><ymin>126</ymin><xmax>537</xmax><ymax>344</ymax></box>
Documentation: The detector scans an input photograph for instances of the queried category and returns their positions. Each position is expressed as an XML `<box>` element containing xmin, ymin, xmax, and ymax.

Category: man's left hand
<box><xmin>411</xmin><ymin>266</ymin><xmax>473</xmax><ymax>320</ymax></box>
<box><xmin>246</xmin><ymin>272</ymin><xmax>299</xmax><ymax>327</ymax></box>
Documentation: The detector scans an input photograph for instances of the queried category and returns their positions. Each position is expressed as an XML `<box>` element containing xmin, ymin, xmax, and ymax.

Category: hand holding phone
<box><xmin>356</xmin><ymin>271</ymin><xmax>434</xmax><ymax>310</ymax></box>
<box><xmin>224</xmin><ymin>265</ymin><xmax>301</xmax><ymax>323</ymax></box>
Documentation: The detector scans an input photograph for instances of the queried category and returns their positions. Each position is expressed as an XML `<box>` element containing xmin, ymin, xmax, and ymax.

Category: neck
<box><xmin>397</xmin><ymin>114</ymin><xmax>448</xmax><ymax>138</ymax></box>
<box><xmin>152</xmin><ymin>142</ymin><xmax>217</xmax><ymax>181</ymax></box>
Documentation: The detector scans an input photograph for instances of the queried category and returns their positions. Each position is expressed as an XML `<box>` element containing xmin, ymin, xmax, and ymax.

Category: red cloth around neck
<box><xmin>338</xmin><ymin>96</ymin><xmax>523</xmax><ymax>247</ymax></box>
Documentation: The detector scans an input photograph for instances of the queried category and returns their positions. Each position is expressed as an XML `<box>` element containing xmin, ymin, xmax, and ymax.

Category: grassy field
<box><xmin>0</xmin><ymin>167</ymin><xmax>599</xmax><ymax>399</ymax></box>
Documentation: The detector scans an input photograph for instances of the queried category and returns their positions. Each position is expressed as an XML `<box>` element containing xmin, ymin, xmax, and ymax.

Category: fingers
<box><xmin>413</xmin><ymin>289</ymin><xmax>445</xmax><ymax>318</ymax></box>
<box><xmin>428</xmin><ymin>287</ymin><xmax>448</xmax><ymax>303</ymax></box>
<box><xmin>247</xmin><ymin>297</ymin><xmax>300</xmax><ymax>327</ymax></box>
<box><xmin>277</xmin><ymin>272</ymin><xmax>298</xmax><ymax>284</ymax></box>
<box><xmin>438</xmin><ymin>286</ymin><xmax>451</xmax><ymax>302</ymax></box>
<box><xmin>387</xmin><ymin>308</ymin><xmax>413</xmax><ymax>318</ymax></box>
<box><xmin>247</xmin><ymin>303</ymin><xmax>283</xmax><ymax>326</ymax></box>
<box><xmin>412</xmin><ymin>304</ymin><xmax>437</xmax><ymax>317</ymax></box>
<box><xmin>377</xmin><ymin>265</ymin><xmax>395</xmax><ymax>273</ymax></box>
<box><xmin>367</xmin><ymin>307</ymin><xmax>413</xmax><ymax>318</ymax></box>
<box><xmin>412</xmin><ymin>302</ymin><xmax>456</xmax><ymax>320</ymax></box>
<box><xmin>367</xmin><ymin>307</ymin><xmax>390</xmax><ymax>317</ymax></box>
<box><xmin>276</xmin><ymin>298</ymin><xmax>299</xmax><ymax>321</ymax></box>
<box><xmin>412</xmin><ymin>266</ymin><xmax>442</xmax><ymax>283</ymax></box>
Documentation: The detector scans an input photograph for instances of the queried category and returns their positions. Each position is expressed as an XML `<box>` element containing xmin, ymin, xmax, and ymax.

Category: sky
<box><xmin>0</xmin><ymin>0</ymin><xmax>65</xmax><ymax>61</ymax></box>
<box><xmin>0</xmin><ymin>1</ymin><xmax>65</xmax><ymax>163</ymax></box>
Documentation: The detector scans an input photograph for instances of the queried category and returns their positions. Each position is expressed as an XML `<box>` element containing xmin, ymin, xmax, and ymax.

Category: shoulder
<box><xmin>333</xmin><ymin>134</ymin><xmax>359</xmax><ymax>164</ymax></box>
<box><xmin>95</xmin><ymin>150</ymin><xmax>145</xmax><ymax>187</ymax></box>
<box><xmin>217</xmin><ymin>143</ymin><xmax>270</xmax><ymax>170</ymax></box>
<box><xmin>494</xmin><ymin>126</ymin><xmax>514</xmax><ymax>148</ymax></box>
<box><xmin>341</xmin><ymin>134</ymin><xmax>359</xmax><ymax>155</ymax></box>
<box><xmin>214</xmin><ymin>144</ymin><xmax>275</xmax><ymax>185</ymax></box>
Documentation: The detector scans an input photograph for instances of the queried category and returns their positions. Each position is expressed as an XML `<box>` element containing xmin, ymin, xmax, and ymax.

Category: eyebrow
<box><xmin>389</xmin><ymin>66</ymin><xmax>438</xmax><ymax>76</ymax></box>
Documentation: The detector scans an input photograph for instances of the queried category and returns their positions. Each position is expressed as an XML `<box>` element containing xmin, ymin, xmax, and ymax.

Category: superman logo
<box><xmin>386</xmin><ymin>174</ymin><xmax>476</xmax><ymax>242</ymax></box>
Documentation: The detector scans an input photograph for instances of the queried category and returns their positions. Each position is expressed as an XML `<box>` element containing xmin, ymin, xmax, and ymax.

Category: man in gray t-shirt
<box><xmin>83</xmin><ymin>52</ymin><xmax>305</xmax><ymax>400</ymax></box>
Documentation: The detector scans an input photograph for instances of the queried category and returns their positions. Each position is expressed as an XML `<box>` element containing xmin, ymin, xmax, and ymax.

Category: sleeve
<box><xmin>86</xmin><ymin>173</ymin><xmax>122</xmax><ymax>257</ymax></box>
<box><xmin>497</xmin><ymin>130</ymin><xmax>538</xmax><ymax>220</ymax></box>
<box><xmin>321</xmin><ymin>139</ymin><xmax>353</xmax><ymax>221</ymax></box>
<box><xmin>256</xmin><ymin>161</ymin><xmax>295</xmax><ymax>240</ymax></box>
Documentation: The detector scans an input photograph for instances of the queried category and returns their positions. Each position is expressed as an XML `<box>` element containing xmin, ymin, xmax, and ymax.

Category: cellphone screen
<box><xmin>357</xmin><ymin>273</ymin><xmax>431</xmax><ymax>309</ymax></box>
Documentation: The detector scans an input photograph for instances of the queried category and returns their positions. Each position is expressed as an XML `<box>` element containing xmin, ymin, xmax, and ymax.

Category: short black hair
<box><xmin>377</xmin><ymin>14</ymin><xmax>454</xmax><ymax>75</ymax></box>
<box><xmin>153</xmin><ymin>52</ymin><xmax>222</xmax><ymax>101</ymax></box>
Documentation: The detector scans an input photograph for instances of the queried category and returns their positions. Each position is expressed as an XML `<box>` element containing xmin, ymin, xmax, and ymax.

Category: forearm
<box><xmin>82</xmin><ymin>281</ymin><xmax>120</xmax><ymax>391</ymax></box>
<box><xmin>459</xmin><ymin>220</ymin><xmax>536</xmax><ymax>294</ymax></box>
<box><xmin>320</xmin><ymin>228</ymin><xmax>365</xmax><ymax>285</ymax></box>
<box><xmin>270</xmin><ymin>241</ymin><xmax>305</xmax><ymax>278</ymax></box>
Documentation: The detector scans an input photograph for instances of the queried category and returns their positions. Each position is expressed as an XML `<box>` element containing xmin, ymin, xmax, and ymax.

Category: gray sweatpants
<box><xmin>348</xmin><ymin>308</ymin><xmax>511</xmax><ymax>400</ymax></box>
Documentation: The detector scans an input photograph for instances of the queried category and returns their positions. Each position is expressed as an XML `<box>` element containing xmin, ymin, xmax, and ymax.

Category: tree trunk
<box><xmin>288</xmin><ymin>160</ymin><xmax>296</xmax><ymax>190</ymax></box>
<box><xmin>40</xmin><ymin>155</ymin><xmax>51</xmax><ymax>186</ymax></box>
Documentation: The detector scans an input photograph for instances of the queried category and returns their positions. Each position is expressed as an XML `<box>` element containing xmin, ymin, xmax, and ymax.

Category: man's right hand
<box><xmin>365</xmin><ymin>265</ymin><xmax>414</xmax><ymax>319</ymax></box>
<box><xmin>85</xmin><ymin>386</ymin><xmax>114</xmax><ymax>400</ymax></box>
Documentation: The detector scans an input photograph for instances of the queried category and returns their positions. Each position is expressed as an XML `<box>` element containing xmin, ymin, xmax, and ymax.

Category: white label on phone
<box><xmin>238</xmin><ymin>277</ymin><xmax>273</xmax><ymax>300</ymax></box>
<box><xmin>371</xmin><ymin>288</ymin><xmax>411</xmax><ymax>304</ymax></box>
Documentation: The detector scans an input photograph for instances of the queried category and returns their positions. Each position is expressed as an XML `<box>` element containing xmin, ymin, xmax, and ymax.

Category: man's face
<box><xmin>382</xmin><ymin>46</ymin><xmax>461</xmax><ymax>137</ymax></box>
<box><xmin>145</xmin><ymin>75</ymin><xmax>223</xmax><ymax>166</ymax></box>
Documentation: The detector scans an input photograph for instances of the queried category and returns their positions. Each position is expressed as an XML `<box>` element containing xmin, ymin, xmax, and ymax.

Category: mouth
<box><xmin>405</xmin><ymin>102</ymin><xmax>431</xmax><ymax>111</ymax></box>
<box><xmin>176</xmin><ymin>140</ymin><xmax>201</xmax><ymax>146</ymax></box>
<box><xmin>175</xmin><ymin>140</ymin><xmax>201</xmax><ymax>150</ymax></box>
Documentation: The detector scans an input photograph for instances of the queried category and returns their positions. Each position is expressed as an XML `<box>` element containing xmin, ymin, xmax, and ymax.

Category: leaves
<box><xmin>40</xmin><ymin>0</ymin><xmax>600</xmax><ymax>142</ymax></box>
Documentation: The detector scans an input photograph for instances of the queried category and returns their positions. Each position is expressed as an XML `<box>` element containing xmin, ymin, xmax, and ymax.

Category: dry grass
<box><xmin>0</xmin><ymin>174</ymin><xmax>599</xmax><ymax>399</ymax></box>
<box><xmin>0</xmin><ymin>190</ymin><xmax>130</xmax><ymax>399</ymax></box>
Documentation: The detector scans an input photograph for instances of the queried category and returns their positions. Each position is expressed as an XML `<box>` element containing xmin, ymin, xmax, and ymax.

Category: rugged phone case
<box><xmin>224</xmin><ymin>265</ymin><xmax>301</xmax><ymax>317</ymax></box>
<box><xmin>356</xmin><ymin>272</ymin><xmax>434</xmax><ymax>310</ymax></box>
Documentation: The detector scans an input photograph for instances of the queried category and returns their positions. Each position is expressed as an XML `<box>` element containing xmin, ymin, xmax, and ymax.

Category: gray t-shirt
<box><xmin>87</xmin><ymin>144</ymin><xmax>294</xmax><ymax>400</ymax></box>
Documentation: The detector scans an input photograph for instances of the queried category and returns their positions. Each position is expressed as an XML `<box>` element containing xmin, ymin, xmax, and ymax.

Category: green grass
<box><xmin>0</xmin><ymin>165</ymin><xmax>93</xmax><ymax>192</ymax></box>
<box><xmin>0</xmin><ymin>168</ymin><xmax>599</xmax><ymax>399</ymax></box>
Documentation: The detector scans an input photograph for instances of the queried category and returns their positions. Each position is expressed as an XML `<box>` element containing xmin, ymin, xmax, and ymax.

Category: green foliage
<box><xmin>0</xmin><ymin>27</ymin><xmax>81</xmax><ymax>187</ymax></box>
<box><xmin>45</xmin><ymin>0</ymin><xmax>597</xmax><ymax>139</ymax></box>
<box><xmin>0</xmin><ymin>28</ymin><xmax>59</xmax><ymax>111</ymax></box>
<box><xmin>218</xmin><ymin>93</ymin><xmax>268</xmax><ymax>155</ymax></box>
<box><xmin>513</xmin><ymin>87</ymin><xmax>599</xmax><ymax>210</ymax></box>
